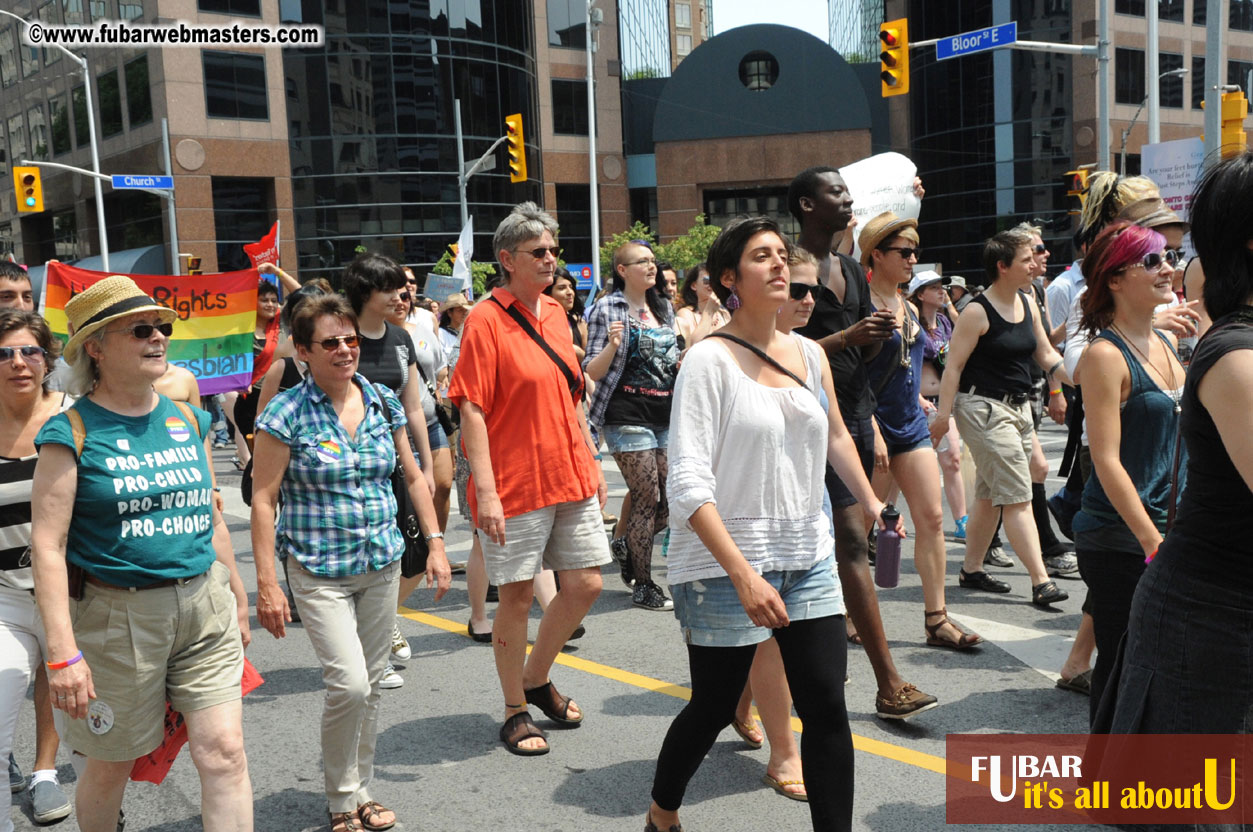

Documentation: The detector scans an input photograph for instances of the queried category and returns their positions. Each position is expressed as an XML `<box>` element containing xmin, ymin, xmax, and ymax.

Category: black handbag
<box><xmin>413</xmin><ymin>359</ymin><xmax>456</xmax><ymax>438</ymax></box>
<box><xmin>373</xmin><ymin>383</ymin><xmax>429</xmax><ymax>578</ymax></box>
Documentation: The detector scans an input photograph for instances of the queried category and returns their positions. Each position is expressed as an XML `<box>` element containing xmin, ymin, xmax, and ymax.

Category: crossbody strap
<box><xmin>66</xmin><ymin>398</ymin><xmax>200</xmax><ymax>459</ymax></box>
<box><xmin>490</xmin><ymin>295</ymin><xmax>584</xmax><ymax>399</ymax></box>
<box><xmin>707</xmin><ymin>332</ymin><xmax>807</xmax><ymax>388</ymax></box>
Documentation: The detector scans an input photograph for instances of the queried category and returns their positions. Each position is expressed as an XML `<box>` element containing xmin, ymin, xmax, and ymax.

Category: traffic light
<box><xmin>187</xmin><ymin>256</ymin><xmax>202</xmax><ymax>276</ymax></box>
<box><xmin>1221</xmin><ymin>90</ymin><xmax>1249</xmax><ymax>157</ymax></box>
<box><xmin>504</xmin><ymin>113</ymin><xmax>526</xmax><ymax>183</ymax></box>
<box><xmin>1066</xmin><ymin>170</ymin><xmax>1090</xmax><ymax>201</ymax></box>
<box><xmin>879</xmin><ymin>18</ymin><xmax>910</xmax><ymax>97</ymax></box>
<box><xmin>13</xmin><ymin>166</ymin><xmax>43</xmax><ymax>213</ymax></box>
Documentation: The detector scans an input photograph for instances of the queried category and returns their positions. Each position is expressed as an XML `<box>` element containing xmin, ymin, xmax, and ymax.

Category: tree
<box><xmin>597</xmin><ymin>215</ymin><xmax>721</xmax><ymax>277</ymax></box>
<box><xmin>625</xmin><ymin>66</ymin><xmax>664</xmax><ymax>80</ymax></box>
<box><xmin>430</xmin><ymin>249</ymin><xmax>497</xmax><ymax>297</ymax></box>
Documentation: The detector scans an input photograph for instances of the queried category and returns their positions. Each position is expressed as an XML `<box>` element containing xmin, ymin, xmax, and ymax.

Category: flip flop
<box><xmin>1056</xmin><ymin>668</ymin><xmax>1092</xmax><ymax>695</ymax></box>
<box><xmin>762</xmin><ymin>773</ymin><xmax>807</xmax><ymax>802</ymax></box>
<box><xmin>732</xmin><ymin>717</ymin><xmax>763</xmax><ymax>749</ymax></box>
<box><xmin>499</xmin><ymin>712</ymin><xmax>549</xmax><ymax>756</ymax></box>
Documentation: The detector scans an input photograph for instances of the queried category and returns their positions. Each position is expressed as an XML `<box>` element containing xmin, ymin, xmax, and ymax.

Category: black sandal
<box><xmin>524</xmin><ymin>680</ymin><xmax>583</xmax><ymax>726</ymax></box>
<box><xmin>499</xmin><ymin>711</ymin><xmax>549</xmax><ymax>756</ymax></box>
<box><xmin>924</xmin><ymin>608</ymin><xmax>983</xmax><ymax>650</ymax></box>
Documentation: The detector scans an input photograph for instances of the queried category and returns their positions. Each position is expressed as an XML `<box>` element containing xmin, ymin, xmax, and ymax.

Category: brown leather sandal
<box><xmin>499</xmin><ymin>711</ymin><xmax>550</xmax><ymax>756</ymax></box>
<box><xmin>924</xmin><ymin>608</ymin><xmax>983</xmax><ymax>650</ymax></box>
<box><xmin>330</xmin><ymin>811</ymin><xmax>364</xmax><ymax>832</ymax></box>
<box><xmin>357</xmin><ymin>801</ymin><xmax>396</xmax><ymax>832</ymax></box>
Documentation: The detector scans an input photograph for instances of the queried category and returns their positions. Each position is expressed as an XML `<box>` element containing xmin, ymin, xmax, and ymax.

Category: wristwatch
<box><xmin>423</xmin><ymin>532</ymin><xmax>444</xmax><ymax>542</ymax></box>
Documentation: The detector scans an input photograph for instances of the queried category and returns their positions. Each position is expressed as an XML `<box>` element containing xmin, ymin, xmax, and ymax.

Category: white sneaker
<box><xmin>390</xmin><ymin>621</ymin><xmax>411</xmax><ymax>660</ymax></box>
<box><xmin>379</xmin><ymin>662</ymin><xmax>404</xmax><ymax>689</ymax></box>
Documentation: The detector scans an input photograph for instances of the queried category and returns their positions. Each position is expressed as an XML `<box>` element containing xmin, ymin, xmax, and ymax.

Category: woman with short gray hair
<box><xmin>449</xmin><ymin>202</ymin><xmax>612</xmax><ymax>756</ymax></box>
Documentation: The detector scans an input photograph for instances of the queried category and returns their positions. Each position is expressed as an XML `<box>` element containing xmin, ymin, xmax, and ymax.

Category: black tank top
<box><xmin>1156</xmin><ymin>307</ymin><xmax>1253</xmax><ymax>590</ymax></box>
<box><xmin>964</xmin><ymin>291</ymin><xmax>1036</xmax><ymax>394</ymax></box>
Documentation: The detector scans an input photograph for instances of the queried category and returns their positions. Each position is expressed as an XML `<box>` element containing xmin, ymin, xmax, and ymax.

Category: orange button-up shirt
<box><xmin>448</xmin><ymin>288</ymin><xmax>598</xmax><ymax>523</ymax></box>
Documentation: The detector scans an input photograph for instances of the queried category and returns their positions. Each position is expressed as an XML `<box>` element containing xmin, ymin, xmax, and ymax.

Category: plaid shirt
<box><xmin>255</xmin><ymin>373</ymin><xmax>407</xmax><ymax>577</ymax></box>
<box><xmin>583</xmin><ymin>290</ymin><xmax>675</xmax><ymax>431</ymax></box>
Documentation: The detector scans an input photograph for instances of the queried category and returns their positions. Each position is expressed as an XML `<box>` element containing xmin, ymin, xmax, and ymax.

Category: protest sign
<box><xmin>423</xmin><ymin>273</ymin><xmax>467</xmax><ymax>304</ymax></box>
<box><xmin>1141</xmin><ymin>137</ymin><xmax>1203</xmax><ymax>255</ymax></box>
<box><xmin>243</xmin><ymin>221</ymin><xmax>280</xmax><ymax>269</ymax></box>
<box><xmin>44</xmin><ymin>262</ymin><xmax>259</xmax><ymax>395</ymax></box>
<box><xmin>839</xmin><ymin>152</ymin><xmax>921</xmax><ymax>262</ymax></box>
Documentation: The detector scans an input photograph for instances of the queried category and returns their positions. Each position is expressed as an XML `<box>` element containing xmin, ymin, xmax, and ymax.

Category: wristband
<box><xmin>47</xmin><ymin>650</ymin><xmax>83</xmax><ymax>670</ymax></box>
<box><xmin>1049</xmin><ymin>388</ymin><xmax>1062</xmax><ymax>396</ymax></box>
<box><xmin>593</xmin><ymin>453</ymin><xmax>603</xmax><ymax>461</ymax></box>
<box><xmin>212</xmin><ymin>486</ymin><xmax>222</xmax><ymax>492</ymax></box>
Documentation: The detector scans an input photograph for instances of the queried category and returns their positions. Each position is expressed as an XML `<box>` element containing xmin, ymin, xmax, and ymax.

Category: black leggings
<box><xmin>651</xmin><ymin>615</ymin><xmax>853</xmax><ymax>831</ymax></box>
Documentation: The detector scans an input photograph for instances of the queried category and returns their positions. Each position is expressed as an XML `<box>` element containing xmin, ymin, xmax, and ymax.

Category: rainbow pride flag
<box><xmin>44</xmin><ymin>263</ymin><xmax>260</xmax><ymax>395</ymax></box>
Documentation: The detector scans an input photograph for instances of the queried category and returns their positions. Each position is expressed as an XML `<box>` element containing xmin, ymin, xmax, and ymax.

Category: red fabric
<box><xmin>243</xmin><ymin>222</ymin><xmax>279</xmax><ymax>268</ymax></box>
<box><xmin>130</xmin><ymin>658</ymin><xmax>264</xmax><ymax>784</ymax></box>
<box><xmin>249</xmin><ymin>314</ymin><xmax>280</xmax><ymax>388</ymax></box>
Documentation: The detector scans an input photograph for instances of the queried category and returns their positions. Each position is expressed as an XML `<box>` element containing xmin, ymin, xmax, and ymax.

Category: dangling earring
<box><xmin>726</xmin><ymin>287</ymin><xmax>741</xmax><ymax>311</ymax></box>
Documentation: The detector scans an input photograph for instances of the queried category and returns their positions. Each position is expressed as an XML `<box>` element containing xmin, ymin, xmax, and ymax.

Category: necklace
<box><xmin>1111</xmin><ymin>324</ymin><xmax>1182</xmax><ymax>414</ymax></box>
<box><xmin>872</xmin><ymin>287</ymin><xmax>917</xmax><ymax>369</ymax></box>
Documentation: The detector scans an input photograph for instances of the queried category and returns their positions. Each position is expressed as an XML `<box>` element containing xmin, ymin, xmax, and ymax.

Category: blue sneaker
<box><xmin>947</xmin><ymin>515</ymin><xmax>968</xmax><ymax>542</ymax></box>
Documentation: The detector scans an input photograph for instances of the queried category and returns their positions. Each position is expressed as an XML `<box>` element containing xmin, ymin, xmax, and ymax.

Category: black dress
<box><xmin>1100</xmin><ymin>308</ymin><xmax>1253</xmax><ymax>739</ymax></box>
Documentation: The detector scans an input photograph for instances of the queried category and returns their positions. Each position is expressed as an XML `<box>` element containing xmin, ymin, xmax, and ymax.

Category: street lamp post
<box><xmin>0</xmin><ymin>9</ymin><xmax>108</xmax><ymax>269</ymax></box>
<box><xmin>586</xmin><ymin>1</ymin><xmax>602</xmax><ymax>292</ymax></box>
<box><xmin>1120</xmin><ymin>67</ymin><xmax>1189</xmax><ymax>176</ymax></box>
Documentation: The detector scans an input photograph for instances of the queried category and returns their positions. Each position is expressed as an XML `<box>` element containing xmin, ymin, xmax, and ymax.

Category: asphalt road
<box><xmin>9</xmin><ymin>420</ymin><xmax>1096</xmax><ymax>832</ymax></box>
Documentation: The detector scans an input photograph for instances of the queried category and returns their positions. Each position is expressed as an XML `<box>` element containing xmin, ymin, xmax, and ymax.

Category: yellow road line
<box><xmin>399</xmin><ymin>606</ymin><xmax>949</xmax><ymax>776</ymax></box>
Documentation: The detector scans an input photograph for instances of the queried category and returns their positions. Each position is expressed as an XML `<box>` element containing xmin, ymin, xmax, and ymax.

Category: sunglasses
<box><xmin>881</xmin><ymin>246</ymin><xmax>920</xmax><ymax>260</ymax></box>
<box><xmin>1165</xmin><ymin>248</ymin><xmax>1185</xmax><ymax>267</ymax></box>
<box><xmin>516</xmin><ymin>246</ymin><xmax>563</xmax><ymax>260</ymax></box>
<box><xmin>315</xmin><ymin>334</ymin><xmax>360</xmax><ymax>351</ymax></box>
<box><xmin>398</xmin><ymin>292</ymin><xmax>411</xmax><ymax>302</ymax></box>
<box><xmin>0</xmin><ymin>344</ymin><xmax>45</xmax><ymax>363</ymax></box>
<box><xmin>1033</xmin><ymin>244</ymin><xmax>1048</xmax><ymax>255</ymax></box>
<box><xmin>1121</xmin><ymin>251</ymin><xmax>1175</xmax><ymax>273</ymax></box>
<box><xmin>106</xmin><ymin>322</ymin><xmax>174</xmax><ymax>339</ymax></box>
<box><xmin>788</xmin><ymin>283</ymin><xmax>822</xmax><ymax>301</ymax></box>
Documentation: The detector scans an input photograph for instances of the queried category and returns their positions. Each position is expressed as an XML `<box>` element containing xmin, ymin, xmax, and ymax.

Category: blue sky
<box><xmin>711</xmin><ymin>0</ymin><xmax>828</xmax><ymax>41</ymax></box>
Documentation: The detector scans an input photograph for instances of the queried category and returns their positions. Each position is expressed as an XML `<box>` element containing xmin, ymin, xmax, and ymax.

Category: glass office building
<box><xmin>281</xmin><ymin>0</ymin><xmax>542</xmax><ymax>279</ymax></box>
<box><xmin>907</xmin><ymin>0</ymin><xmax>1074</xmax><ymax>278</ymax></box>
<box><xmin>830</xmin><ymin>0</ymin><xmax>883</xmax><ymax>63</ymax></box>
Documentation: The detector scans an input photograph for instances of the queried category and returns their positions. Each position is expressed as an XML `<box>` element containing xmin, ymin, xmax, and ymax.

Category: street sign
<box><xmin>111</xmin><ymin>174</ymin><xmax>174</xmax><ymax>189</ymax></box>
<box><xmin>567</xmin><ymin>263</ymin><xmax>594</xmax><ymax>291</ymax></box>
<box><xmin>936</xmin><ymin>22</ymin><xmax>1017</xmax><ymax>61</ymax></box>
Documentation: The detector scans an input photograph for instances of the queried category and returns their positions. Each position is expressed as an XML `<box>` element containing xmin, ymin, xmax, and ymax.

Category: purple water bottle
<box><xmin>874</xmin><ymin>504</ymin><xmax>902</xmax><ymax>589</ymax></box>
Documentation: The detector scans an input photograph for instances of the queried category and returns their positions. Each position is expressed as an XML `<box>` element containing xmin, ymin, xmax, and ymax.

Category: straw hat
<box><xmin>1116</xmin><ymin>197</ymin><xmax>1190</xmax><ymax>232</ymax></box>
<box><xmin>438</xmin><ymin>293</ymin><xmax>472</xmax><ymax>315</ymax></box>
<box><xmin>858</xmin><ymin>211</ymin><xmax>919</xmax><ymax>267</ymax></box>
<box><xmin>63</xmin><ymin>275</ymin><xmax>176</xmax><ymax>365</ymax></box>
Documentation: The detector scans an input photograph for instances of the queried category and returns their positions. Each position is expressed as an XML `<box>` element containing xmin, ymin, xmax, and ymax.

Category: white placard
<box><xmin>839</xmin><ymin>152</ymin><xmax>921</xmax><ymax>262</ymax></box>
<box><xmin>1141</xmin><ymin>137</ymin><xmax>1203</xmax><ymax>255</ymax></box>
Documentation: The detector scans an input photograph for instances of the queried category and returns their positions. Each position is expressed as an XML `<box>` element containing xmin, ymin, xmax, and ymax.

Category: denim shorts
<box><xmin>603</xmin><ymin>423</ymin><xmax>669</xmax><ymax>455</ymax></box>
<box><xmin>888</xmin><ymin>436</ymin><xmax>932</xmax><ymax>457</ymax></box>
<box><xmin>671</xmin><ymin>555</ymin><xmax>844</xmax><ymax>647</ymax></box>
<box><xmin>426</xmin><ymin>418</ymin><xmax>449</xmax><ymax>451</ymax></box>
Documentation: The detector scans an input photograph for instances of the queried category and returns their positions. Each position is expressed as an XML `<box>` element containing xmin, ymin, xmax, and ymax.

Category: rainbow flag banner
<box><xmin>44</xmin><ymin>263</ymin><xmax>259</xmax><ymax>395</ymax></box>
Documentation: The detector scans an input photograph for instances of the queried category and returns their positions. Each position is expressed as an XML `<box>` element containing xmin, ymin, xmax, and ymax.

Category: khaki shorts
<box><xmin>480</xmin><ymin>496</ymin><xmax>613</xmax><ymax>586</ymax></box>
<box><xmin>65</xmin><ymin>560</ymin><xmax>244</xmax><ymax>761</ymax></box>
<box><xmin>953</xmin><ymin>391</ymin><xmax>1034</xmax><ymax>507</ymax></box>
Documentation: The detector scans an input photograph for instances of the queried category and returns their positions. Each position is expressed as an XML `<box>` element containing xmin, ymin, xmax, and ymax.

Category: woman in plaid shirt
<box><xmin>250</xmin><ymin>294</ymin><xmax>450</xmax><ymax>832</ymax></box>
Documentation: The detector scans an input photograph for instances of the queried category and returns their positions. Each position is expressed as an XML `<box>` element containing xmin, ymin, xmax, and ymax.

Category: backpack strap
<box><xmin>64</xmin><ymin>398</ymin><xmax>201</xmax><ymax>461</ymax></box>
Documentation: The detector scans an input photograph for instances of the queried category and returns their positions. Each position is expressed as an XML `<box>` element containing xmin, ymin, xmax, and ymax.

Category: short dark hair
<box><xmin>258</xmin><ymin>279</ymin><xmax>279</xmax><ymax>299</ymax></box>
<box><xmin>982</xmin><ymin>229</ymin><xmax>1033</xmax><ymax>282</ymax></box>
<box><xmin>291</xmin><ymin>294</ymin><xmax>358</xmax><ymax>349</ymax></box>
<box><xmin>1190</xmin><ymin>151</ymin><xmax>1253</xmax><ymax>320</ymax></box>
<box><xmin>341</xmin><ymin>252</ymin><xmax>406</xmax><ymax>314</ymax></box>
<box><xmin>0</xmin><ymin>308</ymin><xmax>60</xmax><ymax>388</ymax></box>
<box><xmin>280</xmin><ymin>278</ymin><xmax>333</xmax><ymax>331</ymax></box>
<box><xmin>787</xmin><ymin>165</ymin><xmax>840</xmax><ymax>222</ymax></box>
<box><xmin>706</xmin><ymin>216</ymin><xmax>789</xmax><ymax>305</ymax></box>
<box><xmin>0</xmin><ymin>262</ymin><xmax>29</xmax><ymax>284</ymax></box>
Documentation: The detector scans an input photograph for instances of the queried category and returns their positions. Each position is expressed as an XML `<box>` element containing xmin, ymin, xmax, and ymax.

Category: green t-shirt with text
<box><xmin>36</xmin><ymin>395</ymin><xmax>216</xmax><ymax>586</ymax></box>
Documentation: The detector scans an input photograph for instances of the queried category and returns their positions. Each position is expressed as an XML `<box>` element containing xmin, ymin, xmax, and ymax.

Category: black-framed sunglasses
<box><xmin>0</xmin><ymin>344</ymin><xmax>45</xmax><ymax>363</ymax></box>
<box><xmin>315</xmin><ymin>334</ymin><xmax>360</xmax><ymax>351</ymax></box>
<box><xmin>106</xmin><ymin>322</ymin><xmax>174</xmax><ymax>339</ymax></box>
<box><xmin>881</xmin><ymin>246</ymin><xmax>920</xmax><ymax>260</ymax></box>
<box><xmin>1033</xmin><ymin>243</ymin><xmax>1048</xmax><ymax>255</ymax></box>
<box><xmin>788</xmin><ymin>283</ymin><xmax>822</xmax><ymax>301</ymax></box>
<box><xmin>398</xmin><ymin>292</ymin><xmax>411</xmax><ymax>302</ymax></box>
<box><xmin>516</xmin><ymin>246</ymin><xmax>562</xmax><ymax>260</ymax></box>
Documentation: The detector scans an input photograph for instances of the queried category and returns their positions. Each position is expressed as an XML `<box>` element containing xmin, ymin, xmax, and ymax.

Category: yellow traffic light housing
<box><xmin>187</xmin><ymin>256</ymin><xmax>202</xmax><ymax>276</ymax></box>
<box><xmin>504</xmin><ymin>113</ymin><xmax>527</xmax><ymax>183</ymax></box>
<box><xmin>1221</xmin><ymin>90</ymin><xmax>1248</xmax><ymax>158</ymax></box>
<box><xmin>1066</xmin><ymin>169</ymin><xmax>1090</xmax><ymax>202</ymax></box>
<box><xmin>879</xmin><ymin>18</ymin><xmax>910</xmax><ymax>97</ymax></box>
<box><xmin>13</xmin><ymin>166</ymin><xmax>43</xmax><ymax>213</ymax></box>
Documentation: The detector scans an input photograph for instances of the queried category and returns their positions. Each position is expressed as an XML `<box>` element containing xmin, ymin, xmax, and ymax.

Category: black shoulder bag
<box><xmin>489</xmin><ymin>296</ymin><xmax>585</xmax><ymax>400</ymax></box>
<box><xmin>372</xmin><ymin>382</ymin><xmax>429</xmax><ymax>578</ymax></box>
<box><xmin>412</xmin><ymin>358</ymin><xmax>457</xmax><ymax>438</ymax></box>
